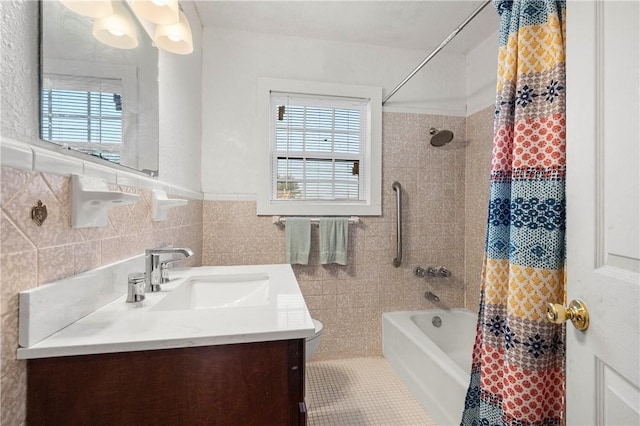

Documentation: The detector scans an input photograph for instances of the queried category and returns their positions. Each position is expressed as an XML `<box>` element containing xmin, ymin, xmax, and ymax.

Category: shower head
<box><xmin>429</xmin><ymin>128</ymin><xmax>454</xmax><ymax>147</ymax></box>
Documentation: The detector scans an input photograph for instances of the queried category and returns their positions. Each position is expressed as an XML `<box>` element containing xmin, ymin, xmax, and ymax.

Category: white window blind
<box><xmin>271</xmin><ymin>93</ymin><xmax>368</xmax><ymax>202</ymax></box>
<box><xmin>41</xmin><ymin>74</ymin><xmax>123</xmax><ymax>162</ymax></box>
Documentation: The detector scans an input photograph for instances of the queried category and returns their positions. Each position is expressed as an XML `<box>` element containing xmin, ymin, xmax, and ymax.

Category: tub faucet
<box><xmin>145</xmin><ymin>247</ymin><xmax>194</xmax><ymax>292</ymax></box>
<box><xmin>425</xmin><ymin>291</ymin><xmax>440</xmax><ymax>302</ymax></box>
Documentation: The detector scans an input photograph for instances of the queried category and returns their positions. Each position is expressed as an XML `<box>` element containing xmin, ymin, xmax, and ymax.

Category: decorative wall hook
<box><xmin>31</xmin><ymin>200</ymin><xmax>48</xmax><ymax>226</ymax></box>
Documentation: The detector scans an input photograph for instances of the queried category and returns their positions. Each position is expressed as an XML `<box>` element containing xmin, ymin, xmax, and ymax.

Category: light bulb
<box><xmin>108</xmin><ymin>27</ymin><xmax>125</xmax><ymax>37</ymax></box>
<box><xmin>131</xmin><ymin>0</ymin><xmax>179</xmax><ymax>25</ymax></box>
<box><xmin>154</xmin><ymin>9</ymin><xmax>193</xmax><ymax>54</ymax></box>
<box><xmin>93</xmin><ymin>1</ymin><xmax>138</xmax><ymax>49</ymax></box>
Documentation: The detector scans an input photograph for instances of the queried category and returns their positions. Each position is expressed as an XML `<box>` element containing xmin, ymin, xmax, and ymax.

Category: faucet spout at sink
<box><xmin>145</xmin><ymin>247</ymin><xmax>194</xmax><ymax>293</ymax></box>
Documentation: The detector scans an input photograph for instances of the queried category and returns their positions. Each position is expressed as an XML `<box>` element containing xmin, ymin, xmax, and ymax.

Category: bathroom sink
<box><xmin>151</xmin><ymin>273</ymin><xmax>270</xmax><ymax>311</ymax></box>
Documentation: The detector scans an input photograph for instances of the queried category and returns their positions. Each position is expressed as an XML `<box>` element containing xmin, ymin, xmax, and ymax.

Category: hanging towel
<box><xmin>319</xmin><ymin>218</ymin><xmax>349</xmax><ymax>265</ymax></box>
<box><xmin>285</xmin><ymin>218</ymin><xmax>311</xmax><ymax>265</ymax></box>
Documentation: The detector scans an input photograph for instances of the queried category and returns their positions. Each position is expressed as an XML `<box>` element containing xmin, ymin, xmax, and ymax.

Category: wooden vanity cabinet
<box><xmin>27</xmin><ymin>339</ymin><xmax>306</xmax><ymax>426</ymax></box>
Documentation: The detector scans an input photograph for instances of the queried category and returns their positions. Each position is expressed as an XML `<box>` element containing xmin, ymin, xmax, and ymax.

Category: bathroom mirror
<box><xmin>39</xmin><ymin>0</ymin><xmax>159</xmax><ymax>175</ymax></box>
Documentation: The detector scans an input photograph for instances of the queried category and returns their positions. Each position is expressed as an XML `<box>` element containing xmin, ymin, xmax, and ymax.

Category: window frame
<box><xmin>257</xmin><ymin>78</ymin><xmax>382</xmax><ymax>216</ymax></box>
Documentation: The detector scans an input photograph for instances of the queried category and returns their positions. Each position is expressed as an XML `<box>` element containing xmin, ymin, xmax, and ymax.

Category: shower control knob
<box><xmin>438</xmin><ymin>267</ymin><xmax>451</xmax><ymax>277</ymax></box>
<box><xmin>414</xmin><ymin>267</ymin><xmax>426</xmax><ymax>277</ymax></box>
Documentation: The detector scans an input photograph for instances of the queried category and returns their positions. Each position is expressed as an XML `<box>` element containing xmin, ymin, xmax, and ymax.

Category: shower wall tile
<box><xmin>0</xmin><ymin>166</ymin><xmax>204</xmax><ymax>426</ymax></box>
<box><xmin>202</xmin><ymin>112</ymin><xmax>468</xmax><ymax>360</ymax></box>
<box><xmin>464</xmin><ymin>106</ymin><xmax>494</xmax><ymax>313</ymax></box>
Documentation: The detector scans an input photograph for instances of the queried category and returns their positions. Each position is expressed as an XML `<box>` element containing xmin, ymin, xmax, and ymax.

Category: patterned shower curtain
<box><xmin>461</xmin><ymin>1</ymin><xmax>567</xmax><ymax>425</ymax></box>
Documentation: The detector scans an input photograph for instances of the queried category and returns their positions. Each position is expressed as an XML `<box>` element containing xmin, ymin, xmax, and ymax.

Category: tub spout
<box><xmin>425</xmin><ymin>291</ymin><xmax>440</xmax><ymax>302</ymax></box>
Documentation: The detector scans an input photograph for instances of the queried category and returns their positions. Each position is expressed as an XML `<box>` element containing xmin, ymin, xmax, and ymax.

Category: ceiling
<box><xmin>194</xmin><ymin>1</ymin><xmax>499</xmax><ymax>54</ymax></box>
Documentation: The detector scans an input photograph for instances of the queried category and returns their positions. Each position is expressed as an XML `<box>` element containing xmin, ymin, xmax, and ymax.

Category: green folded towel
<box><xmin>319</xmin><ymin>218</ymin><xmax>349</xmax><ymax>265</ymax></box>
<box><xmin>285</xmin><ymin>218</ymin><xmax>311</xmax><ymax>265</ymax></box>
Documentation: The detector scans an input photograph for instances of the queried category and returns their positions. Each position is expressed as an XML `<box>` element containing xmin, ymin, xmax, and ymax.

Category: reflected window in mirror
<box><xmin>41</xmin><ymin>74</ymin><xmax>124</xmax><ymax>163</ymax></box>
<box><xmin>39</xmin><ymin>0</ymin><xmax>159</xmax><ymax>175</ymax></box>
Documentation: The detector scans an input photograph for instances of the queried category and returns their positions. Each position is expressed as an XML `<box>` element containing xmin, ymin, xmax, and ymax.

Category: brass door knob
<box><xmin>546</xmin><ymin>299</ymin><xmax>590</xmax><ymax>331</ymax></box>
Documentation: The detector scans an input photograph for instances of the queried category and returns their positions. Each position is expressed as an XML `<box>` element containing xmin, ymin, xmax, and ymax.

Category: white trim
<box><xmin>0</xmin><ymin>138</ymin><xmax>33</xmax><ymax>170</ymax></box>
<box><xmin>256</xmin><ymin>78</ymin><xmax>382</xmax><ymax>216</ymax></box>
<box><xmin>32</xmin><ymin>146</ymin><xmax>84</xmax><ymax>175</ymax></box>
<box><xmin>203</xmin><ymin>193</ymin><xmax>257</xmax><ymax>201</ymax></box>
<box><xmin>0</xmin><ymin>137</ymin><xmax>203</xmax><ymax>200</ymax></box>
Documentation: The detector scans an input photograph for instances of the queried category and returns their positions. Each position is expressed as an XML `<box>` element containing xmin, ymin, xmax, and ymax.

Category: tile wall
<box><xmin>203</xmin><ymin>112</ymin><xmax>469</xmax><ymax>360</ymax></box>
<box><xmin>0</xmin><ymin>167</ymin><xmax>203</xmax><ymax>426</ymax></box>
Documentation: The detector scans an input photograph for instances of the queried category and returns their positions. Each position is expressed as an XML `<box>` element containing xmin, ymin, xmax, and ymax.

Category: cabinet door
<box><xmin>28</xmin><ymin>340</ymin><xmax>306</xmax><ymax>426</ymax></box>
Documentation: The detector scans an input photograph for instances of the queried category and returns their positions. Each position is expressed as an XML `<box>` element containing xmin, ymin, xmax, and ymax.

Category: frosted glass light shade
<box><xmin>154</xmin><ymin>10</ymin><xmax>193</xmax><ymax>54</ymax></box>
<box><xmin>92</xmin><ymin>1</ymin><xmax>138</xmax><ymax>49</ymax></box>
<box><xmin>131</xmin><ymin>0</ymin><xmax>179</xmax><ymax>25</ymax></box>
<box><xmin>60</xmin><ymin>0</ymin><xmax>113</xmax><ymax>19</ymax></box>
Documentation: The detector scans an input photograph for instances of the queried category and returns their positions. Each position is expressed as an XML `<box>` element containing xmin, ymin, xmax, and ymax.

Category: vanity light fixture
<box><xmin>154</xmin><ymin>6</ymin><xmax>193</xmax><ymax>54</ymax></box>
<box><xmin>130</xmin><ymin>0</ymin><xmax>179</xmax><ymax>25</ymax></box>
<box><xmin>92</xmin><ymin>0</ymin><xmax>139</xmax><ymax>49</ymax></box>
<box><xmin>60</xmin><ymin>0</ymin><xmax>193</xmax><ymax>54</ymax></box>
<box><xmin>60</xmin><ymin>0</ymin><xmax>113</xmax><ymax>19</ymax></box>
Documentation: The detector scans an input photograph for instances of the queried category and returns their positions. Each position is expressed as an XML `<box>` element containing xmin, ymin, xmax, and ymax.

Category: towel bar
<box><xmin>273</xmin><ymin>216</ymin><xmax>360</xmax><ymax>226</ymax></box>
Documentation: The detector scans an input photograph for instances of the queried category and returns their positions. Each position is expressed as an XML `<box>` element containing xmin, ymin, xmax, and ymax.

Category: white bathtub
<box><xmin>383</xmin><ymin>309</ymin><xmax>477</xmax><ymax>426</ymax></box>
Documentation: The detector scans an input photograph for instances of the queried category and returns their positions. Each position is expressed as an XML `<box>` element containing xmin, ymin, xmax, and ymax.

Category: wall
<box><xmin>203</xmin><ymin>111</ymin><xmax>467</xmax><ymax>359</ymax></box>
<box><xmin>158</xmin><ymin>2</ymin><xmax>203</xmax><ymax>193</ymax></box>
<box><xmin>463</xmin><ymin>30</ymin><xmax>498</xmax><ymax>312</ymax></box>
<box><xmin>465</xmin><ymin>30</ymin><xmax>499</xmax><ymax>116</ymax></box>
<box><xmin>201</xmin><ymin>27</ymin><xmax>467</xmax><ymax>196</ymax></box>
<box><xmin>464</xmin><ymin>106</ymin><xmax>494</xmax><ymax>312</ymax></box>
<box><xmin>0</xmin><ymin>1</ymin><xmax>204</xmax><ymax>424</ymax></box>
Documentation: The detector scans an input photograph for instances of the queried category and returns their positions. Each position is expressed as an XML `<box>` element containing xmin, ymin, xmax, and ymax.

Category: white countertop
<box><xmin>17</xmin><ymin>264</ymin><xmax>315</xmax><ymax>359</ymax></box>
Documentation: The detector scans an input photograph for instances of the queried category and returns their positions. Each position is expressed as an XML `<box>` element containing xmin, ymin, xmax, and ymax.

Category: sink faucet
<box><xmin>145</xmin><ymin>247</ymin><xmax>194</xmax><ymax>292</ymax></box>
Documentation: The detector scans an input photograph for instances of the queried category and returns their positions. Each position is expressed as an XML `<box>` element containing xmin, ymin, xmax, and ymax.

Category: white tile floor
<box><xmin>306</xmin><ymin>357</ymin><xmax>436</xmax><ymax>426</ymax></box>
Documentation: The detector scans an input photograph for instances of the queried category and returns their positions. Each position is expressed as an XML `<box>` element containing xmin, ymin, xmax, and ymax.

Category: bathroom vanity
<box><xmin>18</xmin><ymin>263</ymin><xmax>314</xmax><ymax>426</ymax></box>
<box><xmin>27</xmin><ymin>339</ymin><xmax>306</xmax><ymax>425</ymax></box>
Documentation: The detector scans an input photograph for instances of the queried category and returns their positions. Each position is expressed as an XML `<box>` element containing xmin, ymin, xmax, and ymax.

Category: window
<box><xmin>41</xmin><ymin>74</ymin><xmax>123</xmax><ymax>163</ymax></box>
<box><xmin>257</xmin><ymin>79</ymin><xmax>382</xmax><ymax>216</ymax></box>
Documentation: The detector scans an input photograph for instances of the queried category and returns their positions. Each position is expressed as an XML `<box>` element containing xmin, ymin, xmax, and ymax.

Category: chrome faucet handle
<box><xmin>159</xmin><ymin>258</ymin><xmax>187</xmax><ymax>283</ymax></box>
<box><xmin>426</xmin><ymin>267</ymin><xmax>438</xmax><ymax>277</ymax></box>
<box><xmin>414</xmin><ymin>267</ymin><xmax>426</xmax><ymax>277</ymax></box>
<box><xmin>126</xmin><ymin>273</ymin><xmax>146</xmax><ymax>303</ymax></box>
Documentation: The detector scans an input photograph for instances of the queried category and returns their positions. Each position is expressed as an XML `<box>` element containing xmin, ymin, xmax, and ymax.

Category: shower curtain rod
<box><xmin>382</xmin><ymin>0</ymin><xmax>492</xmax><ymax>105</ymax></box>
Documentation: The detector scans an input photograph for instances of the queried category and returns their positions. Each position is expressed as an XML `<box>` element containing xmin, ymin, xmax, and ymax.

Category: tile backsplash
<box><xmin>0</xmin><ymin>167</ymin><xmax>203</xmax><ymax>425</ymax></box>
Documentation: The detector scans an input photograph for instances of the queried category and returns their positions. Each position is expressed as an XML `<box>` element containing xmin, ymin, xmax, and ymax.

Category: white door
<box><xmin>565</xmin><ymin>1</ymin><xmax>640</xmax><ymax>425</ymax></box>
